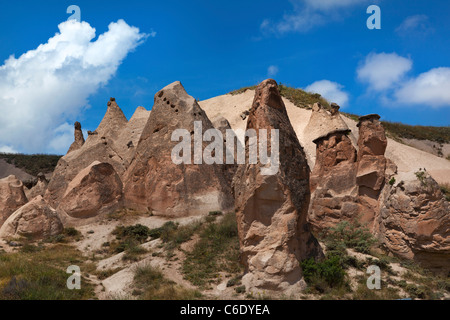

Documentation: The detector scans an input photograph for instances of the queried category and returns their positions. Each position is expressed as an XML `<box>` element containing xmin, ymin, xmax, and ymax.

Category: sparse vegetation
<box><xmin>301</xmin><ymin>256</ymin><xmax>348</xmax><ymax>294</ymax></box>
<box><xmin>322</xmin><ymin>220</ymin><xmax>377</xmax><ymax>255</ymax></box>
<box><xmin>183</xmin><ymin>213</ymin><xmax>242</xmax><ymax>287</ymax></box>
<box><xmin>0</xmin><ymin>153</ymin><xmax>61</xmax><ymax>176</ymax></box>
<box><xmin>133</xmin><ymin>265</ymin><xmax>202</xmax><ymax>300</ymax></box>
<box><xmin>440</xmin><ymin>183</ymin><xmax>450</xmax><ymax>201</ymax></box>
<box><xmin>229</xmin><ymin>84</ymin><xmax>450</xmax><ymax>144</ymax></box>
<box><xmin>381</xmin><ymin>121</ymin><xmax>450</xmax><ymax>144</ymax></box>
<box><xmin>0</xmin><ymin>244</ymin><xmax>94</xmax><ymax>300</ymax></box>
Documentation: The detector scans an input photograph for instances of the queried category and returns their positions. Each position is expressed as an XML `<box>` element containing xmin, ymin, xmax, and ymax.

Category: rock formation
<box><xmin>307</xmin><ymin>104</ymin><xmax>363</xmax><ymax>231</ymax></box>
<box><xmin>378</xmin><ymin>171</ymin><xmax>450</xmax><ymax>274</ymax></box>
<box><xmin>67</xmin><ymin>122</ymin><xmax>85</xmax><ymax>154</ymax></box>
<box><xmin>123</xmin><ymin>81</ymin><xmax>234</xmax><ymax>217</ymax></box>
<box><xmin>25</xmin><ymin>172</ymin><xmax>48</xmax><ymax>200</ymax></box>
<box><xmin>45</xmin><ymin>99</ymin><xmax>148</xmax><ymax>210</ymax></box>
<box><xmin>233</xmin><ymin>79</ymin><xmax>321</xmax><ymax>294</ymax></box>
<box><xmin>0</xmin><ymin>175</ymin><xmax>28</xmax><ymax>228</ymax></box>
<box><xmin>0</xmin><ymin>195</ymin><xmax>63</xmax><ymax>240</ymax></box>
<box><xmin>57</xmin><ymin>161</ymin><xmax>123</xmax><ymax>221</ymax></box>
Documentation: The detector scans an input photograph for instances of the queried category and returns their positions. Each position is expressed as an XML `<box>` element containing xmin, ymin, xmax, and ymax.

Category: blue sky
<box><xmin>0</xmin><ymin>0</ymin><xmax>449</xmax><ymax>154</ymax></box>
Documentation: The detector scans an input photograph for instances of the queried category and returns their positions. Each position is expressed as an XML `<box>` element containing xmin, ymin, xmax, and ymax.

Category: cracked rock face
<box><xmin>378</xmin><ymin>171</ymin><xmax>450</xmax><ymax>274</ymax></box>
<box><xmin>123</xmin><ymin>81</ymin><xmax>234</xmax><ymax>217</ymax></box>
<box><xmin>0</xmin><ymin>195</ymin><xmax>63</xmax><ymax>240</ymax></box>
<box><xmin>233</xmin><ymin>79</ymin><xmax>322</xmax><ymax>294</ymax></box>
<box><xmin>57</xmin><ymin>161</ymin><xmax>123</xmax><ymax>220</ymax></box>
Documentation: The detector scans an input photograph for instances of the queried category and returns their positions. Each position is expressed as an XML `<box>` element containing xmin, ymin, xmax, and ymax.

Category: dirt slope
<box><xmin>200</xmin><ymin>90</ymin><xmax>450</xmax><ymax>185</ymax></box>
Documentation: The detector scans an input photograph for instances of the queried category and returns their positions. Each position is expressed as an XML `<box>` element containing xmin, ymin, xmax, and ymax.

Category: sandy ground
<box><xmin>200</xmin><ymin>90</ymin><xmax>450</xmax><ymax>185</ymax></box>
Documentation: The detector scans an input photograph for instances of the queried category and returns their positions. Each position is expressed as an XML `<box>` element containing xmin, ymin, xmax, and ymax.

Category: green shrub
<box><xmin>113</xmin><ymin>224</ymin><xmax>151</xmax><ymax>243</ymax></box>
<box><xmin>324</xmin><ymin>221</ymin><xmax>377</xmax><ymax>254</ymax></box>
<box><xmin>301</xmin><ymin>256</ymin><xmax>347</xmax><ymax>292</ymax></box>
<box><xmin>389</xmin><ymin>177</ymin><xmax>396</xmax><ymax>186</ymax></box>
<box><xmin>148</xmin><ymin>222</ymin><xmax>178</xmax><ymax>240</ymax></box>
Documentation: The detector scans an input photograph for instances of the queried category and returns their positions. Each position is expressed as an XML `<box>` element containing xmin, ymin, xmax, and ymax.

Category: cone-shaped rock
<box><xmin>123</xmin><ymin>81</ymin><xmax>234</xmax><ymax>217</ymax></box>
<box><xmin>233</xmin><ymin>79</ymin><xmax>322</xmax><ymax>294</ymax></box>
<box><xmin>45</xmin><ymin>99</ymin><xmax>132</xmax><ymax>209</ymax></box>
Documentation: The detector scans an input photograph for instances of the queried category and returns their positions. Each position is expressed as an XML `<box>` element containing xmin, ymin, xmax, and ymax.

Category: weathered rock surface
<box><xmin>233</xmin><ymin>79</ymin><xmax>321</xmax><ymax>294</ymax></box>
<box><xmin>25</xmin><ymin>172</ymin><xmax>48</xmax><ymax>200</ymax></box>
<box><xmin>123</xmin><ymin>81</ymin><xmax>234</xmax><ymax>217</ymax></box>
<box><xmin>57</xmin><ymin>161</ymin><xmax>123</xmax><ymax>220</ymax></box>
<box><xmin>304</xmin><ymin>102</ymin><xmax>350</xmax><ymax>144</ymax></box>
<box><xmin>307</xmin><ymin>105</ymin><xmax>365</xmax><ymax>231</ymax></box>
<box><xmin>45</xmin><ymin>99</ymin><xmax>148</xmax><ymax>209</ymax></box>
<box><xmin>378</xmin><ymin>171</ymin><xmax>450</xmax><ymax>274</ymax></box>
<box><xmin>0</xmin><ymin>195</ymin><xmax>63</xmax><ymax>240</ymax></box>
<box><xmin>357</xmin><ymin>114</ymin><xmax>387</xmax><ymax>159</ymax></box>
<box><xmin>67</xmin><ymin>122</ymin><xmax>85</xmax><ymax>154</ymax></box>
<box><xmin>0</xmin><ymin>175</ymin><xmax>28</xmax><ymax>227</ymax></box>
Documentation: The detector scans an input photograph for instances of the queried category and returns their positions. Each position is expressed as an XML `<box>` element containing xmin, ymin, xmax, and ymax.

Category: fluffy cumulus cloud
<box><xmin>0</xmin><ymin>19</ymin><xmax>147</xmax><ymax>154</ymax></box>
<box><xmin>305</xmin><ymin>80</ymin><xmax>349</xmax><ymax>107</ymax></box>
<box><xmin>261</xmin><ymin>0</ymin><xmax>370</xmax><ymax>34</ymax></box>
<box><xmin>357</xmin><ymin>52</ymin><xmax>412</xmax><ymax>91</ymax></box>
<box><xmin>395</xmin><ymin>68</ymin><xmax>450</xmax><ymax>107</ymax></box>
<box><xmin>357</xmin><ymin>52</ymin><xmax>450</xmax><ymax>108</ymax></box>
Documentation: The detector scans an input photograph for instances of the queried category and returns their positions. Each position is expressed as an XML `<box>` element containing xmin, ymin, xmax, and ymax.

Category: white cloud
<box><xmin>305</xmin><ymin>80</ymin><xmax>349</xmax><ymax>107</ymax></box>
<box><xmin>357</xmin><ymin>52</ymin><xmax>412</xmax><ymax>91</ymax></box>
<box><xmin>267</xmin><ymin>65</ymin><xmax>279</xmax><ymax>77</ymax></box>
<box><xmin>0</xmin><ymin>145</ymin><xmax>18</xmax><ymax>154</ymax></box>
<box><xmin>261</xmin><ymin>0</ymin><xmax>370</xmax><ymax>34</ymax></box>
<box><xmin>0</xmin><ymin>19</ymin><xmax>147</xmax><ymax>154</ymax></box>
<box><xmin>396</xmin><ymin>15</ymin><xmax>433</xmax><ymax>36</ymax></box>
<box><xmin>395</xmin><ymin>68</ymin><xmax>450</xmax><ymax>107</ymax></box>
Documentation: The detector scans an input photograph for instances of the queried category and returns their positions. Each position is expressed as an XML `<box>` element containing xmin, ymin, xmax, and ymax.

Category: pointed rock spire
<box><xmin>233</xmin><ymin>79</ymin><xmax>322</xmax><ymax>294</ymax></box>
<box><xmin>123</xmin><ymin>81</ymin><xmax>234</xmax><ymax>216</ymax></box>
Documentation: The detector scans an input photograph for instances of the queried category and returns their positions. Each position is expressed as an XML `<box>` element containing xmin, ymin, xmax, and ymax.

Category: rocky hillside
<box><xmin>0</xmin><ymin>80</ymin><xmax>448</xmax><ymax>300</ymax></box>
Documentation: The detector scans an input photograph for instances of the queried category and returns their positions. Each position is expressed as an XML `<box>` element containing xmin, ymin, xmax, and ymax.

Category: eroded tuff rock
<box><xmin>0</xmin><ymin>175</ymin><xmax>28</xmax><ymax>227</ymax></box>
<box><xmin>57</xmin><ymin>161</ymin><xmax>123</xmax><ymax>221</ymax></box>
<box><xmin>67</xmin><ymin>122</ymin><xmax>85</xmax><ymax>154</ymax></box>
<box><xmin>378</xmin><ymin>171</ymin><xmax>450</xmax><ymax>274</ymax></box>
<box><xmin>123</xmin><ymin>81</ymin><xmax>234</xmax><ymax>217</ymax></box>
<box><xmin>307</xmin><ymin>104</ymin><xmax>364</xmax><ymax>231</ymax></box>
<box><xmin>233</xmin><ymin>79</ymin><xmax>321</xmax><ymax>294</ymax></box>
<box><xmin>0</xmin><ymin>195</ymin><xmax>63</xmax><ymax>240</ymax></box>
<box><xmin>45</xmin><ymin>99</ymin><xmax>149</xmax><ymax>209</ymax></box>
<box><xmin>356</xmin><ymin>114</ymin><xmax>388</xmax><ymax>195</ymax></box>
<box><xmin>25</xmin><ymin>172</ymin><xmax>48</xmax><ymax>200</ymax></box>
